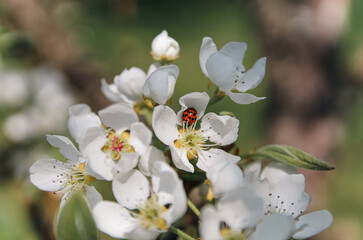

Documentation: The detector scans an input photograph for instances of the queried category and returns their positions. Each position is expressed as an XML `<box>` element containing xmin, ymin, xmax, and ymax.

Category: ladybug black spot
<box><xmin>182</xmin><ymin>107</ymin><xmax>198</xmax><ymax>125</ymax></box>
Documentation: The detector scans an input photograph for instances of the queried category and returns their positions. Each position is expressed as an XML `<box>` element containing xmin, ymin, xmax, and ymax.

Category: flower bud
<box><xmin>151</xmin><ymin>30</ymin><xmax>179</xmax><ymax>62</ymax></box>
<box><xmin>143</xmin><ymin>65</ymin><xmax>179</xmax><ymax>105</ymax></box>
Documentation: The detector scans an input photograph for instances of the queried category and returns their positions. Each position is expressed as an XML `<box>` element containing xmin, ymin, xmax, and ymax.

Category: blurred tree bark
<box><xmin>2</xmin><ymin>0</ymin><xmax>110</xmax><ymax>110</ymax></box>
<box><xmin>254</xmin><ymin>1</ymin><xmax>357</xmax><ymax>239</ymax></box>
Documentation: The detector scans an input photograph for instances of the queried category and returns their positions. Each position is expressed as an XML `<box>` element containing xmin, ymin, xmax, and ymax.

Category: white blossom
<box><xmin>152</xmin><ymin>92</ymin><xmax>240</xmax><ymax>172</ymax></box>
<box><xmin>92</xmin><ymin>162</ymin><xmax>187</xmax><ymax>240</ymax></box>
<box><xmin>200</xmin><ymin>37</ymin><xmax>266</xmax><ymax>104</ymax></box>
<box><xmin>200</xmin><ymin>186</ymin><xmax>265</xmax><ymax>240</ymax></box>
<box><xmin>151</xmin><ymin>30</ymin><xmax>180</xmax><ymax>62</ymax></box>
<box><xmin>0</xmin><ymin>71</ymin><xmax>28</xmax><ymax>107</ymax></box>
<box><xmin>74</xmin><ymin>103</ymin><xmax>157</xmax><ymax>180</ymax></box>
<box><xmin>200</xmin><ymin>161</ymin><xmax>333</xmax><ymax>240</ymax></box>
<box><xmin>2</xmin><ymin>65</ymin><xmax>74</xmax><ymax>142</ymax></box>
<box><xmin>29</xmin><ymin>134</ymin><xmax>101</xmax><ymax>212</ymax></box>
<box><xmin>143</xmin><ymin>64</ymin><xmax>179</xmax><ymax>105</ymax></box>
<box><xmin>206</xmin><ymin>160</ymin><xmax>244</xmax><ymax>198</ymax></box>
<box><xmin>244</xmin><ymin>161</ymin><xmax>333</xmax><ymax>239</ymax></box>
<box><xmin>101</xmin><ymin>64</ymin><xmax>157</xmax><ymax>105</ymax></box>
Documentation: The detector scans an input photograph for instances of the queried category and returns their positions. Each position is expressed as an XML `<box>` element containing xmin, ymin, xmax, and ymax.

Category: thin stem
<box><xmin>168</xmin><ymin>225</ymin><xmax>195</xmax><ymax>240</ymax></box>
<box><xmin>187</xmin><ymin>199</ymin><xmax>201</xmax><ymax>219</ymax></box>
<box><xmin>207</xmin><ymin>89</ymin><xmax>225</xmax><ymax>109</ymax></box>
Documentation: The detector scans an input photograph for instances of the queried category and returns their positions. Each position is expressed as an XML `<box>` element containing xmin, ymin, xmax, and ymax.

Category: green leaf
<box><xmin>56</xmin><ymin>191</ymin><xmax>98</xmax><ymax>240</ymax></box>
<box><xmin>243</xmin><ymin>144</ymin><xmax>335</xmax><ymax>171</ymax></box>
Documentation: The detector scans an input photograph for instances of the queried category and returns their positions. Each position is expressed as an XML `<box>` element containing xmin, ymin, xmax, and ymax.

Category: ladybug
<box><xmin>182</xmin><ymin>107</ymin><xmax>198</xmax><ymax>126</ymax></box>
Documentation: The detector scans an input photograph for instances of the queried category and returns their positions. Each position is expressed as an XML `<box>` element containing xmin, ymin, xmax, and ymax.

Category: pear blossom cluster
<box><xmin>0</xmin><ymin>65</ymin><xmax>74</xmax><ymax>142</ymax></box>
<box><xmin>29</xmin><ymin>30</ymin><xmax>333</xmax><ymax>240</ymax></box>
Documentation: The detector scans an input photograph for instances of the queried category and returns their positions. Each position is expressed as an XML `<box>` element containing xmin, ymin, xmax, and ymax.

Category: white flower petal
<box><xmin>83</xmin><ymin>133</ymin><xmax>114</xmax><ymax>181</ymax></box>
<box><xmin>205</xmin><ymin>52</ymin><xmax>237</xmax><ymax>92</ymax></box>
<box><xmin>218</xmin><ymin>186</ymin><xmax>264</xmax><ymax>231</ymax></box>
<box><xmin>98</xmin><ymin>102</ymin><xmax>138</xmax><ymax>131</ymax></box>
<box><xmin>200</xmin><ymin>206</ymin><xmax>222</xmax><ymax>240</ymax></box>
<box><xmin>207</xmin><ymin>161</ymin><xmax>244</xmax><ymax>198</ymax></box>
<box><xmin>78</xmin><ymin>126</ymin><xmax>105</xmax><ymax>154</ymax></box>
<box><xmin>114</xmin><ymin>152</ymin><xmax>139</xmax><ymax>174</ymax></box>
<box><xmin>115</xmin><ymin>67</ymin><xmax>147</xmax><ymax>102</ymax></box>
<box><xmin>152</xmin><ymin>162</ymin><xmax>187</xmax><ymax>224</ymax></box>
<box><xmin>130</xmin><ymin>226</ymin><xmax>161</xmax><ymax>240</ymax></box>
<box><xmin>244</xmin><ymin>173</ymin><xmax>270</xmax><ymax>203</ymax></box>
<box><xmin>84</xmin><ymin>185</ymin><xmax>103</xmax><ymax>209</ymax></box>
<box><xmin>129</xmin><ymin>122</ymin><xmax>152</xmax><ymax>156</ymax></box>
<box><xmin>197</xmin><ymin>148</ymin><xmax>240</xmax><ymax>172</ymax></box>
<box><xmin>139</xmin><ymin>146</ymin><xmax>166</xmax><ymax>176</ymax></box>
<box><xmin>29</xmin><ymin>158</ymin><xmax>71</xmax><ymax>191</ymax></box>
<box><xmin>293</xmin><ymin>210</ymin><xmax>333</xmax><ymax>239</ymax></box>
<box><xmin>220</xmin><ymin>42</ymin><xmax>247</xmax><ymax>66</ymax></box>
<box><xmin>112</xmin><ymin>170</ymin><xmax>150</xmax><ymax>210</ymax></box>
<box><xmin>270</xmin><ymin>174</ymin><xmax>311</xmax><ymax>216</ymax></box>
<box><xmin>147</xmin><ymin>63</ymin><xmax>158</xmax><ymax>76</ymax></box>
<box><xmin>244</xmin><ymin>161</ymin><xmax>261</xmax><ymax>177</ymax></box>
<box><xmin>254</xmin><ymin>214</ymin><xmax>295</xmax><ymax>240</ymax></box>
<box><xmin>101</xmin><ymin>79</ymin><xmax>123</xmax><ymax>103</ymax></box>
<box><xmin>152</xmin><ymin>105</ymin><xmax>179</xmax><ymax>145</ymax></box>
<box><xmin>236</xmin><ymin>57</ymin><xmax>266</xmax><ymax>92</ymax></box>
<box><xmin>170</xmin><ymin>145</ymin><xmax>195</xmax><ymax>172</ymax></box>
<box><xmin>199</xmin><ymin>37</ymin><xmax>218</xmax><ymax>78</ymax></box>
<box><xmin>68</xmin><ymin>104</ymin><xmax>101</xmax><ymax>143</ymax></box>
<box><xmin>143</xmin><ymin>65</ymin><xmax>179</xmax><ymax>105</ymax></box>
<box><xmin>261</xmin><ymin>161</ymin><xmax>298</xmax><ymax>185</ymax></box>
<box><xmin>176</xmin><ymin>92</ymin><xmax>210</xmax><ymax>124</ymax></box>
<box><xmin>92</xmin><ymin>201</ymin><xmax>136</xmax><ymax>239</ymax></box>
<box><xmin>46</xmin><ymin>135</ymin><xmax>80</xmax><ymax>164</ymax></box>
<box><xmin>227</xmin><ymin>91</ymin><xmax>265</xmax><ymax>104</ymax></box>
<box><xmin>200</xmin><ymin>112</ymin><xmax>239</xmax><ymax>145</ymax></box>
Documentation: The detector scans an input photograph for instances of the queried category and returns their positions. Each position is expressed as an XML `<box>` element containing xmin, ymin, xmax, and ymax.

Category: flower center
<box><xmin>265</xmin><ymin>192</ymin><xmax>302</xmax><ymax>218</ymax></box>
<box><xmin>135</xmin><ymin>194</ymin><xmax>168</xmax><ymax>230</ymax></box>
<box><xmin>174</xmin><ymin>127</ymin><xmax>207</xmax><ymax>160</ymax></box>
<box><xmin>52</xmin><ymin>161</ymin><xmax>96</xmax><ymax>194</ymax></box>
<box><xmin>102</xmin><ymin>130</ymin><xmax>134</xmax><ymax>161</ymax></box>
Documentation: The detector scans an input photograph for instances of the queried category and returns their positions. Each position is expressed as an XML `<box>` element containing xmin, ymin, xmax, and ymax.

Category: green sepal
<box><xmin>243</xmin><ymin>144</ymin><xmax>335</xmax><ymax>171</ymax></box>
<box><xmin>56</xmin><ymin>191</ymin><xmax>98</xmax><ymax>240</ymax></box>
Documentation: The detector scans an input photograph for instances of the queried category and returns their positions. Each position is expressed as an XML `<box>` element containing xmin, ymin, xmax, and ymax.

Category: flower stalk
<box><xmin>168</xmin><ymin>225</ymin><xmax>195</xmax><ymax>240</ymax></box>
<box><xmin>187</xmin><ymin>199</ymin><xmax>201</xmax><ymax>219</ymax></box>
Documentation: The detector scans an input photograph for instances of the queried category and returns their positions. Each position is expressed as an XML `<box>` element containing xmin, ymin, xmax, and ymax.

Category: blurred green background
<box><xmin>0</xmin><ymin>0</ymin><xmax>362</xmax><ymax>239</ymax></box>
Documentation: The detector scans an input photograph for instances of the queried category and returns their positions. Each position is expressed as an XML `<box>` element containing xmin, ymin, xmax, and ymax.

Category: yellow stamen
<box><xmin>206</xmin><ymin>187</ymin><xmax>214</xmax><ymax>201</ymax></box>
<box><xmin>85</xmin><ymin>175</ymin><xmax>97</xmax><ymax>185</ymax></box>
<box><xmin>204</xmin><ymin>179</ymin><xmax>214</xmax><ymax>201</ymax></box>
<box><xmin>187</xmin><ymin>148</ymin><xmax>198</xmax><ymax>160</ymax></box>
<box><xmin>155</xmin><ymin>218</ymin><xmax>167</xmax><ymax>230</ymax></box>
<box><xmin>121</xmin><ymin>131</ymin><xmax>130</xmax><ymax>141</ymax></box>
<box><xmin>174</xmin><ymin>139</ymin><xmax>183</xmax><ymax>149</ymax></box>
<box><xmin>79</xmin><ymin>162</ymin><xmax>86</xmax><ymax>172</ymax></box>
<box><xmin>145</xmin><ymin>99</ymin><xmax>154</xmax><ymax>109</ymax></box>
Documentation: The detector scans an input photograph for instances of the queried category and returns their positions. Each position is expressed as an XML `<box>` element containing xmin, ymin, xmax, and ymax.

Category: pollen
<box><xmin>136</xmin><ymin>194</ymin><xmax>168</xmax><ymax>231</ymax></box>
<box><xmin>78</xmin><ymin>162</ymin><xmax>86</xmax><ymax>172</ymax></box>
<box><xmin>51</xmin><ymin>160</ymin><xmax>94</xmax><ymax>194</ymax></box>
<box><xmin>174</xmin><ymin>124</ymin><xmax>207</xmax><ymax>160</ymax></box>
<box><xmin>102</xmin><ymin>130</ymin><xmax>134</xmax><ymax>161</ymax></box>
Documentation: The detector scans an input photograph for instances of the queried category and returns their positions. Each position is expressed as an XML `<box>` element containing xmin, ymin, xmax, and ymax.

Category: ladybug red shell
<box><xmin>182</xmin><ymin>107</ymin><xmax>198</xmax><ymax>125</ymax></box>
